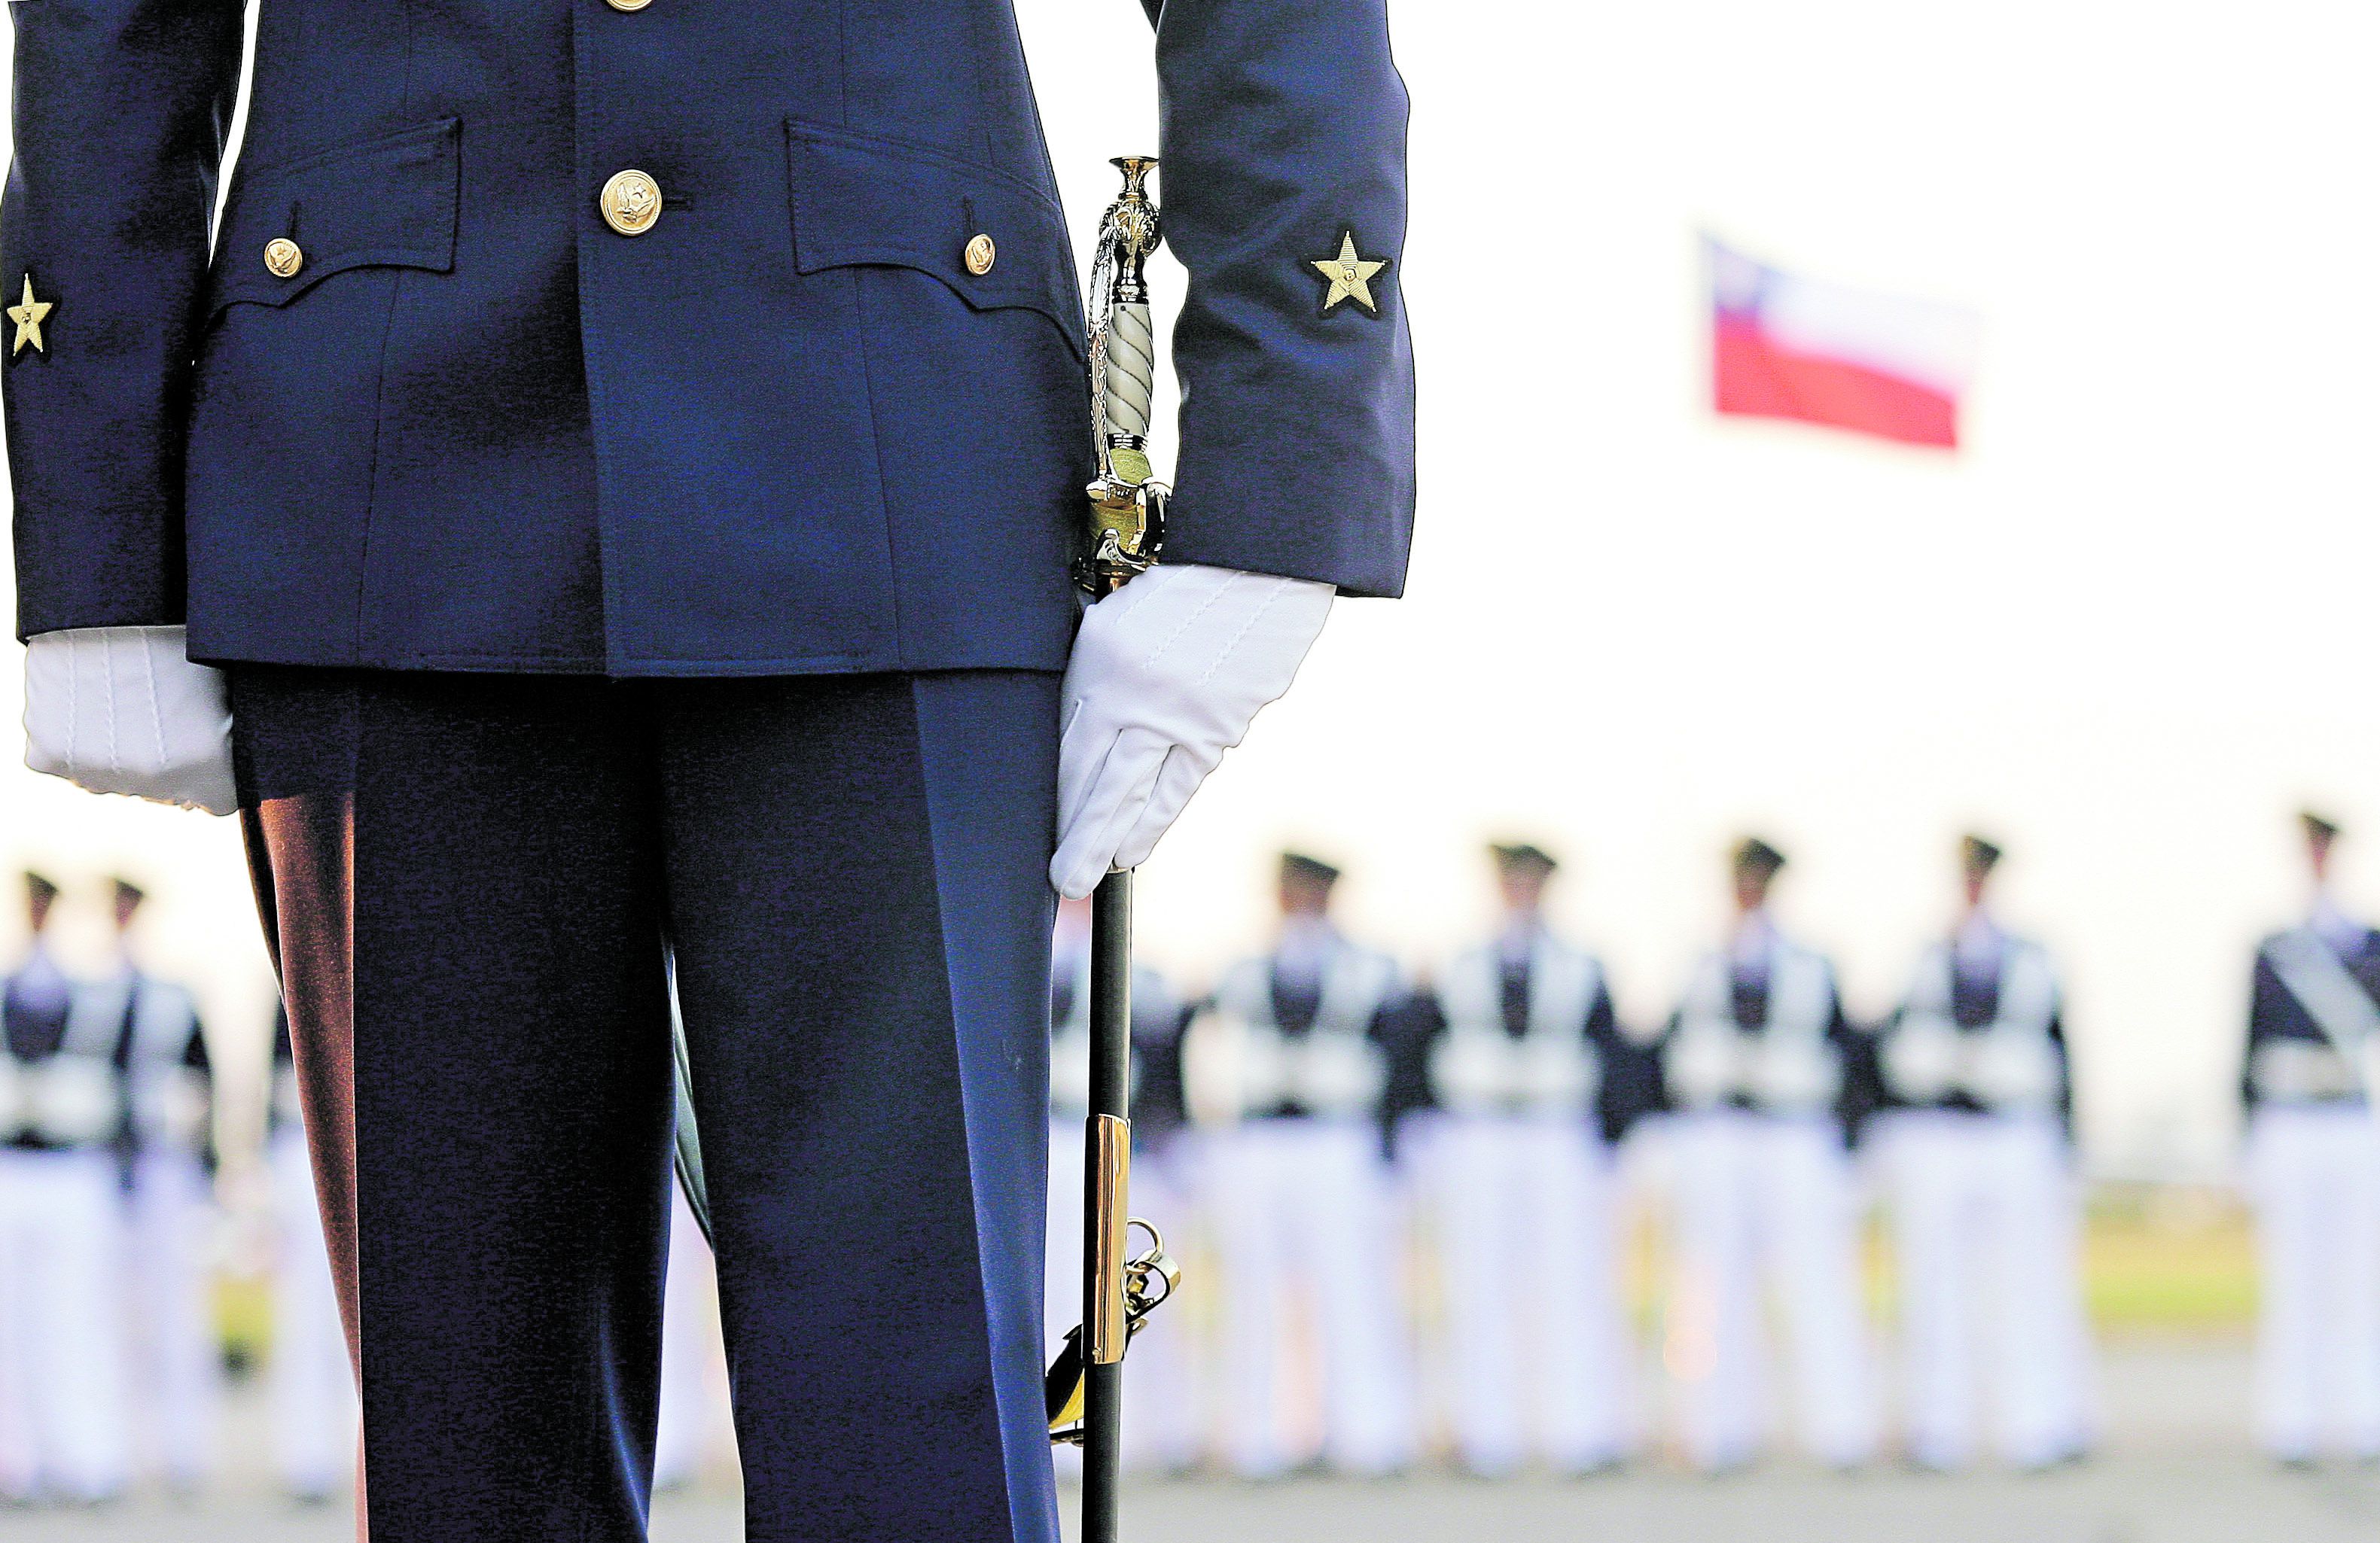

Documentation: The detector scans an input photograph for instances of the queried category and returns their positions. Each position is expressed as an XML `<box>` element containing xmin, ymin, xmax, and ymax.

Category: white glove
<box><xmin>23</xmin><ymin>625</ymin><xmax>236</xmax><ymax>815</ymax></box>
<box><xmin>1050</xmin><ymin>563</ymin><xmax>1333</xmax><ymax>899</ymax></box>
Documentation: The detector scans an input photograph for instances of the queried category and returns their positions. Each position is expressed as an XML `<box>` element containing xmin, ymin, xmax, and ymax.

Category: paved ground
<box><xmin>6</xmin><ymin>1341</ymin><xmax>2377</xmax><ymax>1541</ymax></box>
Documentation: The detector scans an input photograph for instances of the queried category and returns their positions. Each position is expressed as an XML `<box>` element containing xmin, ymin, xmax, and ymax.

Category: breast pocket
<box><xmin>784</xmin><ymin>117</ymin><xmax>1083</xmax><ymax>366</ymax></box>
<box><xmin>206</xmin><ymin>118</ymin><xmax>460</xmax><ymax>318</ymax></box>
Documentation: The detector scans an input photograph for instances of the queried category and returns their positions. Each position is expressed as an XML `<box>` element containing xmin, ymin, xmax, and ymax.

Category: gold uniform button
<box><xmin>263</xmin><ymin>238</ymin><xmax>304</xmax><ymax>279</ymax></box>
<box><xmin>600</xmin><ymin>169</ymin><xmax>663</xmax><ymax>236</ymax></box>
<box><xmin>964</xmin><ymin>233</ymin><xmax>996</xmax><ymax>275</ymax></box>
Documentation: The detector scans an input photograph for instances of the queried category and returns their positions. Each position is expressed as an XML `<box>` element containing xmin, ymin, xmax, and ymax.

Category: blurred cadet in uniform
<box><xmin>651</xmin><ymin>1173</ymin><xmax>730</xmax><ymax>1491</ymax></box>
<box><xmin>1410</xmin><ymin>841</ymin><xmax>1640</xmax><ymax>1475</ymax></box>
<box><xmin>1204</xmin><ymin>852</ymin><xmax>1416</xmax><ymax>1476</ymax></box>
<box><xmin>2241</xmin><ymin>811</ymin><xmax>2380</xmax><ymax>1464</ymax></box>
<box><xmin>0</xmin><ymin>872</ymin><xmax>130</xmax><ymax>1502</ymax></box>
<box><xmin>1654</xmin><ymin>838</ymin><xmax>1878</xmax><ymax>1471</ymax></box>
<box><xmin>1044</xmin><ymin>894</ymin><xmax>1197</xmax><ymax>1473</ymax></box>
<box><xmin>1875</xmin><ymin>835</ymin><xmax>2091</xmax><ymax>1469</ymax></box>
<box><xmin>267</xmin><ymin>1007</ymin><xmax>355</xmax><ymax>1502</ymax></box>
<box><xmin>99</xmin><ymin>878</ymin><xmax>219</xmax><ymax>1491</ymax></box>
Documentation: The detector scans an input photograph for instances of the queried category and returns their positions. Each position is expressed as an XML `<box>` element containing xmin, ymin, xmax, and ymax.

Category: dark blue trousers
<box><xmin>233</xmin><ymin>668</ymin><xmax>1061</xmax><ymax>1543</ymax></box>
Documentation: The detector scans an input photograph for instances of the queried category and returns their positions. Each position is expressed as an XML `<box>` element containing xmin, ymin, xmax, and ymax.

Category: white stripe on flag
<box><xmin>1708</xmin><ymin>236</ymin><xmax>1981</xmax><ymax>397</ymax></box>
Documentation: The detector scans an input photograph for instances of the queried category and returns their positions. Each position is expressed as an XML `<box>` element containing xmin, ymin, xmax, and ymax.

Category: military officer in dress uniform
<box><xmin>1874</xmin><ymin>835</ymin><xmax>2091</xmax><ymax>1470</ymax></box>
<box><xmin>96</xmin><ymin>878</ymin><xmax>220</xmax><ymax>1491</ymax></box>
<box><xmin>5</xmin><ymin>0</ymin><xmax>1413</xmax><ymax>1531</ymax></box>
<box><xmin>1653</xmin><ymin>838</ymin><xmax>1878</xmax><ymax>1471</ymax></box>
<box><xmin>1412</xmin><ymin>841</ymin><xmax>1636</xmax><ymax>1475</ymax></box>
<box><xmin>266</xmin><ymin>1007</ymin><xmax>357</xmax><ymax>1503</ymax></box>
<box><xmin>1203</xmin><ymin>852</ymin><xmax>1416</xmax><ymax>1477</ymax></box>
<box><xmin>0</xmin><ymin>872</ymin><xmax>130</xmax><ymax>1503</ymax></box>
<box><xmin>1044</xmin><ymin>893</ymin><xmax>1196</xmax><ymax>1473</ymax></box>
<box><xmin>2241</xmin><ymin>811</ymin><xmax>2380</xmax><ymax>1463</ymax></box>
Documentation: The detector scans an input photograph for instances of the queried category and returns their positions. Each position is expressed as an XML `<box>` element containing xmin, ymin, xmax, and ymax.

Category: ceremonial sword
<box><xmin>1040</xmin><ymin>156</ymin><xmax>1181</xmax><ymax>1543</ymax></box>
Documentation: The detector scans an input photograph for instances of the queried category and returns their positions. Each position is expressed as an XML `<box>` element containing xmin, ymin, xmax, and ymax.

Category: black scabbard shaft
<box><xmin>1081</xmin><ymin>868</ymin><xmax>1133</xmax><ymax>1543</ymax></box>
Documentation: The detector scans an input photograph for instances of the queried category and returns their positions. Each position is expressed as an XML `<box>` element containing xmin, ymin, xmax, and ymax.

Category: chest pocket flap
<box><xmin>209</xmin><ymin>118</ymin><xmax>461</xmax><ymax>317</ymax></box>
<box><xmin>786</xmin><ymin>118</ymin><xmax>1083</xmax><ymax>364</ymax></box>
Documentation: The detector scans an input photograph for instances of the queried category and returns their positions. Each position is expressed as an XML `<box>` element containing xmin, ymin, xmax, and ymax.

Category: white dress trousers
<box><xmin>268</xmin><ymin>1123</ymin><xmax>357</xmax><ymax>1499</ymax></box>
<box><xmin>1662</xmin><ymin>1108</ymin><xmax>1876</xmax><ymax>1470</ymax></box>
<box><xmin>2246</xmin><ymin>1101</ymin><xmax>2380</xmax><ymax>1461</ymax></box>
<box><xmin>1879</xmin><ymin>1108</ymin><xmax>2093</xmax><ymax>1468</ymax></box>
<box><xmin>0</xmin><ymin>1147</ymin><xmax>130</xmax><ymax>1501</ymax></box>
<box><xmin>653</xmin><ymin>1181</ymin><xmax>733</xmax><ymax>1489</ymax></box>
<box><xmin>122</xmin><ymin>1146</ymin><xmax>219</xmax><ymax>1488</ymax></box>
<box><xmin>1426</xmin><ymin>1111</ymin><xmax>1630</xmax><ymax>1473</ymax></box>
<box><xmin>1209</xmin><ymin>1114</ymin><xmax>1416</xmax><ymax>1476</ymax></box>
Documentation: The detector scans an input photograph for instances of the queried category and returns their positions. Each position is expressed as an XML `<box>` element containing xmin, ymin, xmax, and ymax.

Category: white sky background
<box><xmin>1</xmin><ymin>1</ymin><xmax>2375</xmax><ymax>1176</ymax></box>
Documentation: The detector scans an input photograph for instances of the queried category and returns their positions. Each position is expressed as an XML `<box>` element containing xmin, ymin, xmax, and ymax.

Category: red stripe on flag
<box><xmin>1713</xmin><ymin>314</ymin><xmax>1958</xmax><ymax>449</ymax></box>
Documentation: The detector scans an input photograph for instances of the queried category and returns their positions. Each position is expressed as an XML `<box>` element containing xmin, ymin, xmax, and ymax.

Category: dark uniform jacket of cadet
<box><xmin>1879</xmin><ymin>942</ymin><xmax>2073</xmax><ymax>1143</ymax></box>
<box><xmin>1651</xmin><ymin>948</ymin><xmax>1886</xmax><ymax>1146</ymax></box>
<box><xmin>2243</xmin><ymin>924</ymin><xmax>2380</xmax><ymax>1111</ymax></box>
<box><xmin>4</xmin><ymin>0</ymin><xmax>1414</xmax><ymax>674</ymax></box>
<box><xmin>1390</xmin><ymin>954</ymin><xmax>1661</xmax><ymax>1147</ymax></box>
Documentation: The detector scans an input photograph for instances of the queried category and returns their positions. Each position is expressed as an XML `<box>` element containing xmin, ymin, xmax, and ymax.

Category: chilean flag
<box><xmin>1708</xmin><ymin>236</ymin><xmax>1979</xmax><ymax>450</ymax></box>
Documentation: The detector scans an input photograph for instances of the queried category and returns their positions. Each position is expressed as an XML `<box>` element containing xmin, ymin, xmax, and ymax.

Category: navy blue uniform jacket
<box><xmin>4</xmin><ymin>0</ymin><xmax>1413</xmax><ymax>674</ymax></box>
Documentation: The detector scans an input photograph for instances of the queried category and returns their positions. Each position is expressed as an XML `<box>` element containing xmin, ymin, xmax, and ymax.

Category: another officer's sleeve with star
<box><xmin>1141</xmin><ymin>0</ymin><xmax>1413</xmax><ymax>598</ymax></box>
<box><xmin>2</xmin><ymin>0</ymin><xmax>245</xmax><ymax>639</ymax></box>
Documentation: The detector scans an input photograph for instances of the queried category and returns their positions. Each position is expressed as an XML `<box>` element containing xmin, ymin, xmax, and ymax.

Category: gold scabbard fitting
<box><xmin>1087</xmin><ymin>1113</ymin><xmax>1131</xmax><ymax>1365</ymax></box>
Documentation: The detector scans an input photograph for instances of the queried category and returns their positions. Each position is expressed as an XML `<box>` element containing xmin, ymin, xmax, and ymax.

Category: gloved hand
<box><xmin>22</xmin><ymin>625</ymin><xmax>237</xmax><ymax>815</ymax></box>
<box><xmin>1050</xmin><ymin>563</ymin><xmax>1333</xmax><ymax>899</ymax></box>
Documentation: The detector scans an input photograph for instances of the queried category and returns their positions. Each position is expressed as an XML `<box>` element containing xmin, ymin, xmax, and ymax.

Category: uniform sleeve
<box><xmin>1142</xmin><ymin>0</ymin><xmax>1414</xmax><ymax>597</ymax></box>
<box><xmin>4</xmin><ymin>0</ymin><xmax>247</xmax><ymax>638</ymax></box>
<box><xmin>1588</xmin><ymin>982</ymin><xmax>1654</xmax><ymax>1144</ymax></box>
<box><xmin>2046</xmin><ymin>1010</ymin><xmax>2073</xmax><ymax>1146</ymax></box>
<box><xmin>1829</xmin><ymin>997</ymin><xmax>1886</xmax><ymax>1147</ymax></box>
<box><xmin>2243</xmin><ymin>951</ymin><xmax>2281</xmax><ymax>1114</ymax></box>
<box><xmin>1373</xmin><ymin>985</ymin><xmax>1440</xmax><ymax>1149</ymax></box>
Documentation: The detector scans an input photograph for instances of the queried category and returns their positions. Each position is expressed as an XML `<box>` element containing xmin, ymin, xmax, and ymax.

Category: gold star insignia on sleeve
<box><xmin>8</xmin><ymin>275</ymin><xmax>53</xmax><ymax>357</ymax></box>
<box><xmin>1309</xmin><ymin>231</ymin><xmax>1387</xmax><ymax>315</ymax></box>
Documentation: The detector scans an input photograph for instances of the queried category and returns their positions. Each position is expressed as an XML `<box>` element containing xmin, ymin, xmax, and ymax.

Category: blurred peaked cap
<box><xmin>2301</xmin><ymin>810</ymin><xmax>2343</xmax><ymax>844</ymax></box>
<box><xmin>110</xmin><ymin>877</ymin><xmax>148</xmax><ymax>908</ymax></box>
<box><xmin>21</xmin><ymin>871</ymin><xmax>57</xmax><ymax>903</ymax></box>
<box><xmin>1731</xmin><ymin>836</ymin><xmax>1787</xmax><ymax>878</ymax></box>
<box><xmin>1489</xmin><ymin>841</ymin><xmax>1559</xmax><ymax>876</ymax></box>
<box><xmin>1278</xmin><ymin>851</ymin><xmax>1342</xmax><ymax>887</ymax></box>
<box><xmin>1961</xmin><ymin>833</ymin><xmax>2004</xmax><ymax>873</ymax></box>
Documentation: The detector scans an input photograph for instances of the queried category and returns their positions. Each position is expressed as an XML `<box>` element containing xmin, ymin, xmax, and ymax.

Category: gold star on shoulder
<box><xmin>8</xmin><ymin>275</ymin><xmax>53</xmax><ymax>357</ymax></box>
<box><xmin>1309</xmin><ymin>231</ymin><xmax>1387</xmax><ymax>315</ymax></box>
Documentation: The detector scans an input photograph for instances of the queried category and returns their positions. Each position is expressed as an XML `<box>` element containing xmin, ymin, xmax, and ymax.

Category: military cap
<box><xmin>1960</xmin><ymin>834</ymin><xmax>2004</xmax><ymax>875</ymax></box>
<box><xmin>1278</xmin><ymin>851</ymin><xmax>1343</xmax><ymax>888</ymax></box>
<box><xmin>1489</xmin><ymin>841</ymin><xmax>1559</xmax><ymax>876</ymax></box>
<box><xmin>2301</xmin><ymin>810</ymin><xmax>2343</xmax><ymax>845</ymax></box>
<box><xmin>1731</xmin><ymin>836</ymin><xmax>1787</xmax><ymax>878</ymax></box>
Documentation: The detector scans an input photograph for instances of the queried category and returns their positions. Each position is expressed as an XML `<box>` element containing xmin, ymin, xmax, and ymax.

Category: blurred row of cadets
<box><xmin>4</xmin><ymin>810</ymin><xmax>2376</xmax><ymax>1496</ymax></box>
<box><xmin>1030</xmin><ymin>814</ymin><xmax>2380</xmax><ymax>1477</ymax></box>
<box><xmin>0</xmin><ymin>874</ymin><xmax>349</xmax><ymax>1505</ymax></box>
